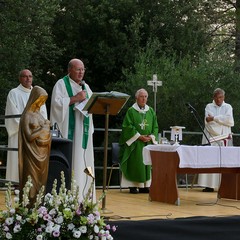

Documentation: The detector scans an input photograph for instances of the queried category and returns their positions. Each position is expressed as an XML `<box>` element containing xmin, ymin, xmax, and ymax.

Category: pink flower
<box><xmin>53</xmin><ymin>230</ymin><xmax>60</xmax><ymax>237</ymax></box>
<box><xmin>38</xmin><ymin>207</ymin><xmax>48</xmax><ymax>215</ymax></box>
<box><xmin>87</xmin><ymin>214</ymin><xmax>95</xmax><ymax>224</ymax></box>
<box><xmin>43</xmin><ymin>214</ymin><xmax>52</xmax><ymax>221</ymax></box>
<box><xmin>76</xmin><ymin>208</ymin><xmax>81</xmax><ymax>216</ymax></box>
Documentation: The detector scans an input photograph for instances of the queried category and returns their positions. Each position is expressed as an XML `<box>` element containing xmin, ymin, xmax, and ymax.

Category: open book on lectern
<box><xmin>82</xmin><ymin>91</ymin><xmax>130</xmax><ymax>115</ymax></box>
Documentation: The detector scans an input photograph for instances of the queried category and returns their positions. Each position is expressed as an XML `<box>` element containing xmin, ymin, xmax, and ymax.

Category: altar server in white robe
<box><xmin>198</xmin><ymin>88</ymin><xmax>234</xmax><ymax>192</ymax></box>
<box><xmin>5</xmin><ymin>69</ymin><xmax>47</xmax><ymax>183</ymax></box>
<box><xmin>50</xmin><ymin>58</ymin><xmax>95</xmax><ymax>202</ymax></box>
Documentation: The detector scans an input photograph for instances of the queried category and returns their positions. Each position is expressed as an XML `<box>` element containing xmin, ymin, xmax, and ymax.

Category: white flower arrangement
<box><xmin>0</xmin><ymin>172</ymin><xmax>117</xmax><ymax>240</ymax></box>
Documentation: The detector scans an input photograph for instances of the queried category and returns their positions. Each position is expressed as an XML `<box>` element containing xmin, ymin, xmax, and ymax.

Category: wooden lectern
<box><xmin>84</xmin><ymin>91</ymin><xmax>129</xmax><ymax>212</ymax></box>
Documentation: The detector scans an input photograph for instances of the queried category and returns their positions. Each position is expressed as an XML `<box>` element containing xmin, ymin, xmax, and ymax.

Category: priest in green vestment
<box><xmin>119</xmin><ymin>88</ymin><xmax>159</xmax><ymax>194</ymax></box>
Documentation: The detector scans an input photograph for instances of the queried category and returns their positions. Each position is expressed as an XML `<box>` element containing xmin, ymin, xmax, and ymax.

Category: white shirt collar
<box><xmin>18</xmin><ymin>84</ymin><xmax>32</xmax><ymax>93</ymax></box>
<box><xmin>213</xmin><ymin>100</ymin><xmax>226</xmax><ymax>107</ymax></box>
<box><xmin>132</xmin><ymin>102</ymin><xmax>149</xmax><ymax>113</ymax></box>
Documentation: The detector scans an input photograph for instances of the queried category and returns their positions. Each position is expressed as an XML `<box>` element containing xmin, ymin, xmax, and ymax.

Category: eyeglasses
<box><xmin>74</xmin><ymin>68</ymin><xmax>86</xmax><ymax>72</ymax></box>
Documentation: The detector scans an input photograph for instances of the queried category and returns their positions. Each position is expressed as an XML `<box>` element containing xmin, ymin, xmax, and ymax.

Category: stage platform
<box><xmin>97</xmin><ymin>187</ymin><xmax>240</xmax><ymax>220</ymax></box>
<box><xmin>1</xmin><ymin>187</ymin><xmax>240</xmax><ymax>239</ymax></box>
<box><xmin>1</xmin><ymin>187</ymin><xmax>240</xmax><ymax>219</ymax></box>
<box><xmin>99</xmin><ymin>188</ymin><xmax>240</xmax><ymax>240</ymax></box>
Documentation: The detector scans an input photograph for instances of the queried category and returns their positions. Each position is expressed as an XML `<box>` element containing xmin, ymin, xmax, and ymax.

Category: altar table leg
<box><xmin>149</xmin><ymin>151</ymin><xmax>180</xmax><ymax>205</ymax></box>
<box><xmin>218</xmin><ymin>173</ymin><xmax>240</xmax><ymax>200</ymax></box>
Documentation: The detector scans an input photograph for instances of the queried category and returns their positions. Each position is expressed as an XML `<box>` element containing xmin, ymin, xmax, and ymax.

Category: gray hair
<box><xmin>135</xmin><ymin>88</ymin><xmax>148</xmax><ymax>98</ymax></box>
<box><xmin>213</xmin><ymin>88</ymin><xmax>225</xmax><ymax>97</ymax></box>
<box><xmin>19</xmin><ymin>69</ymin><xmax>31</xmax><ymax>77</ymax></box>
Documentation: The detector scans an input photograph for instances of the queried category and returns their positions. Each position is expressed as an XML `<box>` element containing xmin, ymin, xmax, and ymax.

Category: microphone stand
<box><xmin>187</xmin><ymin>106</ymin><xmax>211</xmax><ymax>146</ymax></box>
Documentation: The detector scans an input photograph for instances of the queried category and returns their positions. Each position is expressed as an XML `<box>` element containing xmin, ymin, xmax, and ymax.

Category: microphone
<box><xmin>80</xmin><ymin>80</ymin><xmax>85</xmax><ymax>90</ymax></box>
<box><xmin>186</xmin><ymin>103</ymin><xmax>197</xmax><ymax>112</ymax></box>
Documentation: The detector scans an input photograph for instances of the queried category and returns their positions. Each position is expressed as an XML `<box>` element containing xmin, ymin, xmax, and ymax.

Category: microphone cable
<box><xmin>196</xmin><ymin>117</ymin><xmax>224</xmax><ymax>206</ymax></box>
<box><xmin>82</xmin><ymin>148</ymin><xmax>89</xmax><ymax>199</ymax></box>
<box><xmin>186</xmin><ymin>102</ymin><xmax>232</xmax><ymax>207</ymax></box>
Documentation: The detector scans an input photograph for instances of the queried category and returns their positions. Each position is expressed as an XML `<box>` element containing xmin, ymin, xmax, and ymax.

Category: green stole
<box><xmin>63</xmin><ymin>76</ymin><xmax>89</xmax><ymax>149</ymax></box>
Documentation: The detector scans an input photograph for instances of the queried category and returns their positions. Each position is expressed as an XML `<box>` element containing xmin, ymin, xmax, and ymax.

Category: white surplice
<box><xmin>198</xmin><ymin>100</ymin><xmax>234</xmax><ymax>189</ymax></box>
<box><xmin>5</xmin><ymin>84</ymin><xmax>47</xmax><ymax>182</ymax></box>
<box><xmin>50</xmin><ymin>77</ymin><xmax>95</xmax><ymax>202</ymax></box>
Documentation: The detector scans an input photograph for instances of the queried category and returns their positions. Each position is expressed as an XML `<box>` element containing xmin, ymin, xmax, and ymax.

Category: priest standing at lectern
<box><xmin>50</xmin><ymin>58</ymin><xmax>95</xmax><ymax>202</ymax></box>
<box><xmin>119</xmin><ymin>88</ymin><xmax>159</xmax><ymax>194</ymax></box>
<box><xmin>198</xmin><ymin>88</ymin><xmax>234</xmax><ymax>192</ymax></box>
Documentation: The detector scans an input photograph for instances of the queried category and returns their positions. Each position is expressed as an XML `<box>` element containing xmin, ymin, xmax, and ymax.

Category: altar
<box><xmin>143</xmin><ymin>145</ymin><xmax>240</xmax><ymax>205</ymax></box>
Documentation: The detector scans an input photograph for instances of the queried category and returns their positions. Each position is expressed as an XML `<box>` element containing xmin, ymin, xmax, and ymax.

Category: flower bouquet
<box><xmin>0</xmin><ymin>172</ymin><xmax>117</xmax><ymax>239</ymax></box>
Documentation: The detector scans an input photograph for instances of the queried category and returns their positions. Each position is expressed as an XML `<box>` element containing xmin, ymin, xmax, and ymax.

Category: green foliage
<box><xmin>0</xmin><ymin>0</ymin><xmax>240</xmax><ymax>147</ymax></box>
<box><xmin>0</xmin><ymin>0</ymin><xmax>61</xmax><ymax>114</ymax></box>
<box><xmin>107</xmin><ymin>39</ymin><xmax>240</xmax><ymax>144</ymax></box>
<box><xmin>52</xmin><ymin>0</ymin><xmax>144</xmax><ymax>91</ymax></box>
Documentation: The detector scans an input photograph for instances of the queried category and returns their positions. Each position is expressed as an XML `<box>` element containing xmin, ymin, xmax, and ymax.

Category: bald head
<box><xmin>68</xmin><ymin>59</ymin><xmax>85</xmax><ymax>84</ymax></box>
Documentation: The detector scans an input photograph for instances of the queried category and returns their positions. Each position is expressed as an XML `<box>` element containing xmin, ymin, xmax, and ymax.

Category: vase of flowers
<box><xmin>0</xmin><ymin>172</ymin><xmax>116</xmax><ymax>239</ymax></box>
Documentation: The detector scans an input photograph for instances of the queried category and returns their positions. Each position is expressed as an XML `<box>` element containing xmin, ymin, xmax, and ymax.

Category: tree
<box><xmin>1</xmin><ymin>0</ymin><xmax>240</xmax><ymax>142</ymax></box>
<box><xmin>0</xmin><ymin>0</ymin><xmax>61</xmax><ymax>114</ymax></box>
<box><xmin>108</xmin><ymin>38</ymin><xmax>240</xmax><ymax>144</ymax></box>
<box><xmin>235</xmin><ymin>0</ymin><xmax>240</xmax><ymax>70</ymax></box>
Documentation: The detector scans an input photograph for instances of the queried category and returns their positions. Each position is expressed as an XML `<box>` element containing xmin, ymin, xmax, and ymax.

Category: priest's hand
<box><xmin>138</xmin><ymin>135</ymin><xmax>151</xmax><ymax>142</ymax></box>
<box><xmin>206</xmin><ymin>114</ymin><xmax>214</xmax><ymax>122</ymax></box>
<box><xmin>69</xmin><ymin>91</ymin><xmax>86</xmax><ymax>105</ymax></box>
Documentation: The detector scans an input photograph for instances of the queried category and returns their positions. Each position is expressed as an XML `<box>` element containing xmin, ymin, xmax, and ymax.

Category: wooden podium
<box><xmin>84</xmin><ymin>91</ymin><xmax>129</xmax><ymax>212</ymax></box>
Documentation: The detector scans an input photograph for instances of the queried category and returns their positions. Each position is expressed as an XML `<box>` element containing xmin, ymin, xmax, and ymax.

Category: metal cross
<box><xmin>147</xmin><ymin>74</ymin><xmax>162</xmax><ymax>112</ymax></box>
<box><xmin>139</xmin><ymin>119</ymin><xmax>149</xmax><ymax>130</ymax></box>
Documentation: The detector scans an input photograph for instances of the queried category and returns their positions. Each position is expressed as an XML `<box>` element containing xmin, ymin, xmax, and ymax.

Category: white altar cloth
<box><xmin>143</xmin><ymin>145</ymin><xmax>240</xmax><ymax>169</ymax></box>
<box><xmin>143</xmin><ymin>144</ymin><xmax>180</xmax><ymax>165</ymax></box>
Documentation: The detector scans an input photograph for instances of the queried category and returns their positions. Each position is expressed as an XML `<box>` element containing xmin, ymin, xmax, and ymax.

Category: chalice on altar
<box><xmin>170</xmin><ymin>126</ymin><xmax>185</xmax><ymax>145</ymax></box>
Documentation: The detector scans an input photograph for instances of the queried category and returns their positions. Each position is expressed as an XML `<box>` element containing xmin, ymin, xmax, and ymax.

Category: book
<box><xmin>83</xmin><ymin>91</ymin><xmax>130</xmax><ymax>115</ymax></box>
<box><xmin>209</xmin><ymin>134</ymin><xmax>231</xmax><ymax>143</ymax></box>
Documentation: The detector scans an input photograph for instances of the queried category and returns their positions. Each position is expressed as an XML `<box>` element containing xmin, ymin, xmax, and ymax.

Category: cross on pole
<box><xmin>147</xmin><ymin>74</ymin><xmax>162</xmax><ymax>112</ymax></box>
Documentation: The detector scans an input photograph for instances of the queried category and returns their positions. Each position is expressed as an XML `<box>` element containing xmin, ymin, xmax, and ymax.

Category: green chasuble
<box><xmin>119</xmin><ymin>105</ymin><xmax>158</xmax><ymax>182</ymax></box>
